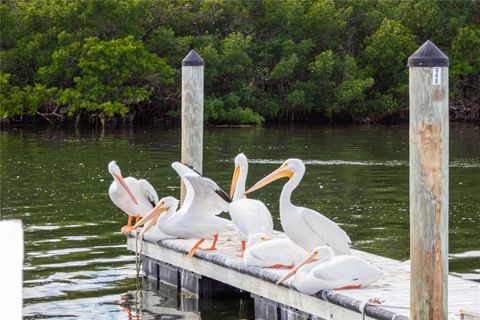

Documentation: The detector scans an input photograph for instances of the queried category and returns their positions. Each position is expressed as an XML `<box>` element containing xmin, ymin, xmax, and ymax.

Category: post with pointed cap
<box><xmin>408</xmin><ymin>40</ymin><xmax>449</xmax><ymax>319</ymax></box>
<box><xmin>181</xmin><ymin>49</ymin><xmax>204</xmax><ymax>203</ymax></box>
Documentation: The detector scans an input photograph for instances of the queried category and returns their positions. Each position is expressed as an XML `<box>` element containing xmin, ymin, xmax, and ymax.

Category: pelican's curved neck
<box><xmin>279</xmin><ymin>168</ymin><xmax>304</xmax><ymax>213</ymax></box>
<box><xmin>233</xmin><ymin>162</ymin><xmax>248</xmax><ymax>200</ymax></box>
<box><xmin>159</xmin><ymin>204</ymin><xmax>178</xmax><ymax>223</ymax></box>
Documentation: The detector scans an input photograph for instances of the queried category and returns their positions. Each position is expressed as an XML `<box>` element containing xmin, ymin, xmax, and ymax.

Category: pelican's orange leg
<box><xmin>135</xmin><ymin>214</ymin><xmax>140</xmax><ymax>224</ymax></box>
<box><xmin>236</xmin><ymin>240</ymin><xmax>246</xmax><ymax>257</ymax></box>
<box><xmin>335</xmin><ymin>284</ymin><xmax>362</xmax><ymax>290</ymax></box>
<box><xmin>198</xmin><ymin>234</ymin><xmax>219</xmax><ymax>251</ymax></box>
<box><xmin>266</xmin><ymin>264</ymin><xmax>294</xmax><ymax>269</ymax></box>
<box><xmin>188</xmin><ymin>239</ymin><xmax>206</xmax><ymax>258</ymax></box>
<box><xmin>121</xmin><ymin>215</ymin><xmax>133</xmax><ymax>234</ymax></box>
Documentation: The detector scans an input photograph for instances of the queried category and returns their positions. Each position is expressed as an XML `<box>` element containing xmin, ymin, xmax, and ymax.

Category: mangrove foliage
<box><xmin>1</xmin><ymin>0</ymin><xmax>479</xmax><ymax>126</ymax></box>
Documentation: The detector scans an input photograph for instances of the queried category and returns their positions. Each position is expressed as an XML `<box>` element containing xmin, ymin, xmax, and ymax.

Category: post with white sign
<box><xmin>181</xmin><ymin>49</ymin><xmax>204</xmax><ymax>203</ymax></box>
<box><xmin>408</xmin><ymin>40</ymin><xmax>449</xmax><ymax>319</ymax></box>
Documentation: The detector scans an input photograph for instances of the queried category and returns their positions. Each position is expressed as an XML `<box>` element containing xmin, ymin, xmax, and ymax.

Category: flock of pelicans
<box><xmin>108</xmin><ymin>154</ymin><xmax>383</xmax><ymax>295</ymax></box>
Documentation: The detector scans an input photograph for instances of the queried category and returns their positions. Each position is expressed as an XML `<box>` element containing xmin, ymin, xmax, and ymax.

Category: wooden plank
<box><xmin>408</xmin><ymin>40</ymin><xmax>449</xmax><ymax>320</ymax></box>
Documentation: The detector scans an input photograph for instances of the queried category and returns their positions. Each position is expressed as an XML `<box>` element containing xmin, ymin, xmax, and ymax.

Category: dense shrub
<box><xmin>1</xmin><ymin>0</ymin><xmax>478</xmax><ymax>125</ymax></box>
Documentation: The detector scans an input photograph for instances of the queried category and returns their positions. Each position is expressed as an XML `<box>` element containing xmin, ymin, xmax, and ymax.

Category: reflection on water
<box><xmin>1</xmin><ymin>124</ymin><xmax>479</xmax><ymax>319</ymax></box>
<box><xmin>24</xmin><ymin>276</ymin><xmax>254</xmax><ymax>320</ymax></box>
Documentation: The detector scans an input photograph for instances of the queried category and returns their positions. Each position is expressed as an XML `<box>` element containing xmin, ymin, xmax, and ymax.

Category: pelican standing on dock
<box><xmin>275</xmin><ymin>246</ymin><xmax>383</xmax><ymax>293</ymax></box>
<box><xmin>134</xmin><ymin>162</ymin><xmax>232</xmax><ymax>257</ymax></box>
<box><xmin>246</xmin><ymin>159</ymin><xmax>351</xmax><ymax>254</ymax></box>
<box><xmin>132</xmin><ymin>160</ymin><xmax>200</xmax><ymax>239</ymax></box>
<box><xmin>229</xmin><ymin>153</ymin><xmax>273</xmax><ymax>255</ymax></box>
<box><xmin>108</xmin><ymin>161</ymin><xmax>159</xmax><ymax>234</ymax></box>
<box><xmin>135</xmin><ymin>196</ymin><xmax>178</xmax><ymax>241</ymax></box>
<box><xmin>244</xmin><ymin>233</ymin><xmax>308</xmax><ymax>269</ymax></box>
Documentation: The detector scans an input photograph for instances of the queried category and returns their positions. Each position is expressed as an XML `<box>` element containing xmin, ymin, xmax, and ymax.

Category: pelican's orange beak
<box><xmin>275</xmin><ymin>251</ymin><xmax>317</xmax><ymax>285</ymax></box>
<box><xmin>133</xmin><ymin>205</ymin><xmax>167</xmax><ymax>229</ymax></box>
<box><xmin>114</xmin><ymin>174</ymin><xmax>138</xmax><ymax>205</ymax></box>
<box><xmin>245</xmin><ymin>164</ymin><xmax>293</xmax><ymax>194</ymax></box>
<box><xmin>230</xmin><ymin>166</ymin><xmax>241</xmax><ymax>198</ymax></box>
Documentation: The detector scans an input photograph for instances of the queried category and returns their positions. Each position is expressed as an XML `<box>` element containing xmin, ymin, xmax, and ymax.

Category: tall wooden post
<box><xmin>408</xmin><ymin>40</ymin><xmax>449</xmax><ymax>319</ymax></box>
<box><xmin>181</xmin><ymin>49</ymin><xmax>204</xmax><ymax>203</ymax></box>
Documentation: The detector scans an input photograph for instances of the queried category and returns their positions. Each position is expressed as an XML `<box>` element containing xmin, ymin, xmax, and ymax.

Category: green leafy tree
<box><xmin>202</xmin><ymin>32</ymin><xmax>263</xmax><ymax>124</ymax></box>
<box><xmin>310</xmin><ymin>50</ymin><xmax>373</xmax><ymax>117</ymax></box>
<box><xmin>0</xmin><ymin>73</ymin><xmax>26</xmax><ymax>118</ymax></box>
<box><xmin>61</xmin><ymin>36</ymin><xmax>174</xmax><ymax>118</ymax></box>
<box><xmin>450</xmin><ymin>25</ymin><xmax>480</xmax><ymax>120</ymax></box>
<box><xmin>364</xmin><ymin>18</ymin><xmax>417</xmax><ymax>112</ymax></box>
<box><xmin>1</xmin><ymin>0</ymin><xmax>479</xmax><ymax>125</ymax></box>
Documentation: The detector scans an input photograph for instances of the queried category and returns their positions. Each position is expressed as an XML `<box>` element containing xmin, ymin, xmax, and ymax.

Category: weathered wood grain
<box><xmin>181</xmin><ymin>56</ymin><xmax>204</xmax><ymax>203</ymax></box>
<box><xmin>409</xmin><ymin>65</ymin><xmax>449</xmax><ymax>320</ymax></box>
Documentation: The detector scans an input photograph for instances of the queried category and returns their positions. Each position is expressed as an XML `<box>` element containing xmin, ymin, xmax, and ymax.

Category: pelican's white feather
<box><xmin>244</xmin><ymin>235</ymin><xmax>308</xmax><ymax>268</ymax></box>
<box><xmin>229</xmin><ymin>153</ymin><xmax>273</xmax><ymax>242</ymax></box>
<box><xmin>139</xmin><ymin>179</ymin><xmax>159</xmax><ymax>207</ymax></box>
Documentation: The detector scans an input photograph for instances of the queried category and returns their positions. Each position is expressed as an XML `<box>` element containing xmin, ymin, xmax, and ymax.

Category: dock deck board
<box><xmin>126</xmin><ymin>229</ymin><xmax>480</xmax><ymax>319</ymax></box>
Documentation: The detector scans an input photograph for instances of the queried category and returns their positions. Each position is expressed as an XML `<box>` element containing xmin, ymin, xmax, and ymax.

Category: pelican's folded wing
<box><xmin>302</xmin><ymin>208</ymin><xmax>352</xmax><ymax>255</ymax></box>
<box><xmin>139</xmin><ymin>179</ymin><xmax>159</xmax><ymax>207</ymax></box>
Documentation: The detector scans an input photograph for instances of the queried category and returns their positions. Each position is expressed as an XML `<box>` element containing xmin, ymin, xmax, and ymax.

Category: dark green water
<box><xmin>1</xmin><ymin>124</ymin><xmax>479</xmax><ymax>319</ymax></box>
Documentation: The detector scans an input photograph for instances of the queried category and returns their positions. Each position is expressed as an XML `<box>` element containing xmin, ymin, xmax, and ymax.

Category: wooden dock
<box><xmin>126</xmin><ymin>230</ymin><xmax>480</xmax><ymax>320</ymax></box>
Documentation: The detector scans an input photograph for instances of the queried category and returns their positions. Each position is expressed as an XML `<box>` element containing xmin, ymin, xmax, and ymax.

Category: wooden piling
<box><xmin>181</xmin><ymin>49</ymin><xmax>204</xmax><ymax>203</ymax></box>
<box><xmin>408</xmin><ymin>40</ymin><xmax>449</xmax><ymax>320</ymax></box>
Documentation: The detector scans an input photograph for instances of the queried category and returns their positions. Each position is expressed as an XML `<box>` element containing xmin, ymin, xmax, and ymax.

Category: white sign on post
<box><xmin>432</xmin><ymin>67</ymin><xmax>441</xmax><ymax>85</ymax></box>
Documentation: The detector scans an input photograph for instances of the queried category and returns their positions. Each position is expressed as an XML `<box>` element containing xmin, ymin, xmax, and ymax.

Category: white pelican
<box><xmin>136</xmin><ymin>196</ymin><xmax>179</xmax><ymax>241</ymax></box>
<box><xmin>275</xmin><ymin>246</ymin><xmax>383</xmax><ymax>293</ymax></box>
<box><xmin>244</xmin><ymin>233</ymin><xmax>308</xmax><ymax>269</ymax></box>
<box><xmin>245</xmin><ymin>159</ymin><xmax>351</xmax><ymax>254</ymax></box>
<box><xmin>229</xmin><ymin>153</ymin><xmax>273</xmax><ymax>255</ymax></box>
<box><xmin>134</xmin><ymin>162</ymin><xmax>232</xmax><ymax>257</ymax></box>
<box><xmin>108</xmin><ymin>161</ymin><xmax>159</xmax><ymax>234</ymax></box>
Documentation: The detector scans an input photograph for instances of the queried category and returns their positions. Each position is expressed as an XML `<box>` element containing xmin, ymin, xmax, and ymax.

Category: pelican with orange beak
<box><xmin>275</xmin><ymin>246</ymin><xmax>383</xmax><ymax>294</ymax></box>
<box><xmin>134</xmin><ymin>196</ymin><xmax>178</xmax><ymax>241</ymax></box>
<box><xmin>245</xmin><ymin>159</ymin><xmax>351</xmax><ymax>254</ymax></box>
<box><xmin>229</xmin><ymin>153</ymin><xmax>273</xmax><ymax>255</ymax></box>
<box><xmin>133</xmin><ymin>162</ymin><xmax>232</xmax><ymax>257</ymax></box>
<box><xmin>108</xmin><ymin>161</ymin><xmax>159</xmax><ymax>234</ymax></box>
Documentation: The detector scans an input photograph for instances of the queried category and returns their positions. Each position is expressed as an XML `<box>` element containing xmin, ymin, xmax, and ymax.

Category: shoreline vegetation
<box><xmin>1</xmin><ymin>1</ymin><xmax>479</xmax><ymax>127</ymax></box>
